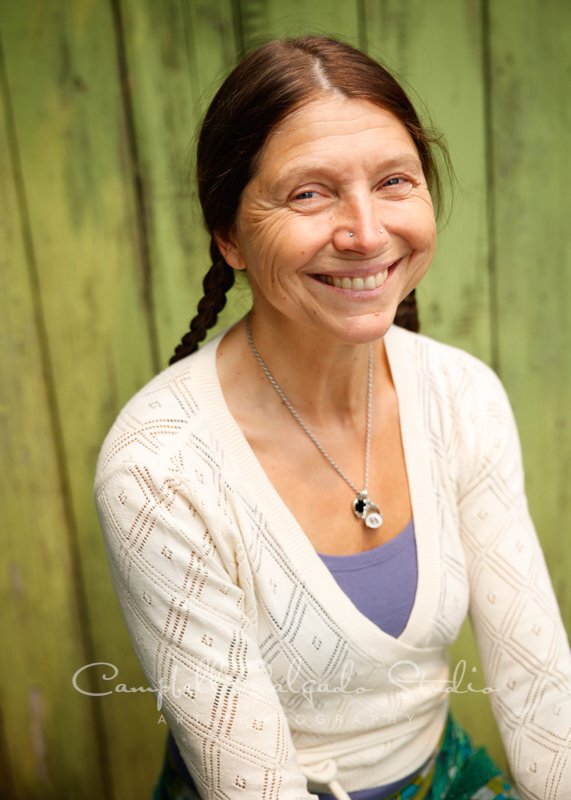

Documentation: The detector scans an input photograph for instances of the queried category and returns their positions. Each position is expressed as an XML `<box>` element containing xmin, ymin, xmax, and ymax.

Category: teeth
<box><xmin>321</xmin><ymin>270</ymin><xmax>388</xmax><ymax>291</ymax></box>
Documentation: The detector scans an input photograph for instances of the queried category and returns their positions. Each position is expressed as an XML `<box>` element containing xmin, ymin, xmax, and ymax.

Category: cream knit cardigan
<box><xmin>94</xmin><ymin>324</ymin><xmax>571</xmax><ymax>799</ymax></box>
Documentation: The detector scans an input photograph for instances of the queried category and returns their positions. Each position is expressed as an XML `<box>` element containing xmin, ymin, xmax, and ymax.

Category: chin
<box><xmin>335</xmin><ymin>312</ymin><xmax>397</xmax><ymax>345</ymax></box>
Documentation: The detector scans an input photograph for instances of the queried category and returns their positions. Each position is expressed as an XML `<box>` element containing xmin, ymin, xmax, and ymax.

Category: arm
<box><xmin>95</xmin><ymin>458</ymin><xmax>315</xmax><ymax>800</ymax></box>
<box><xmin>458</xmin><ymin>370</ymin><xmax>571</xmax><ymax>799</ymax></box>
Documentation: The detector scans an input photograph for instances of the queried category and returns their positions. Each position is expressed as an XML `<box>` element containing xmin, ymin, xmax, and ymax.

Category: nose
<box><xmin>332</xmin><ymin>193</ymin><xmax>387</xmax><ymax>255</ymax></box>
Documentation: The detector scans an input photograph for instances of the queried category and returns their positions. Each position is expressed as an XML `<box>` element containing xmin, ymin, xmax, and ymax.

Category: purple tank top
<box><xmin>317</xmin><ymin>519</ymin><xmax>419</xmax><ymax>799</ymax></box>
<box><xmin>319</xmin><ymin>518</ymin><xmax>417</xmax><ymax>638</ymax></box>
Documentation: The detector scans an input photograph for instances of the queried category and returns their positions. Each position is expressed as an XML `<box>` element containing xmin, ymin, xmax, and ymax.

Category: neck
<box><xmin>243</xmin><ymin>311</ymin><xmax>392</xmax><ymax>425</ymax></box>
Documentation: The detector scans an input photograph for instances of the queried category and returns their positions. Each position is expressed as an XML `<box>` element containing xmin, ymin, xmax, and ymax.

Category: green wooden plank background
<box><xmin>1</xmin><ymin>0</ymin><xmax>569</xmax><ymax>796</ymax></box>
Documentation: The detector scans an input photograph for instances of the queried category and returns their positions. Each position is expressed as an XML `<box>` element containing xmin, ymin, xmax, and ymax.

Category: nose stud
<box><xmin>347</xmin><ymin>228</ymin><xmax>384</xmax><ymax>237</ymax></box>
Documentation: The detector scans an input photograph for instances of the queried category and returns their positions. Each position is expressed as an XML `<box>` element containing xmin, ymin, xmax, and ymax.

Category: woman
<box><xmin>94</xmin><ymin>37</ymin><xmax>571</xmax><ymax>799</ymax></box>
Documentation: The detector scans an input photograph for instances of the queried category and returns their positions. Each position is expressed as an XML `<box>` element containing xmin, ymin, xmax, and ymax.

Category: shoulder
<box><xmin>386</xmin><ymin>324</ymin><xmax>509</xmax><ymax>414</ymax></box>
<box><xmin>386</xmin><ymin>326</ymin><xmax>521</xmax><ymax>491</ymax></box>
<box><xmin>94</xmin><ymin>335</ymin><xmax>223</xmax><ymax>488</ymax></box>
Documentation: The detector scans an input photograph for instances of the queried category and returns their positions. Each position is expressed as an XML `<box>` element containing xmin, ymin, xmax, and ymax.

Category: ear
<box><xmin>214</xmin><ymin>230</ymin><xmax>247</xmax><ymax>271</ymax></box>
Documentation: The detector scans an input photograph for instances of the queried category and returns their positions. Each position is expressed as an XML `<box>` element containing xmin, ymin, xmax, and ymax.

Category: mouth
<box><xmin>314</xmin><ymin>260</ymin><xmax>400</xmax><ymax>292</ymax></box>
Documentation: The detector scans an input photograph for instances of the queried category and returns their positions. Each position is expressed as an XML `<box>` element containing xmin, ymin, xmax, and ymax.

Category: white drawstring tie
<box><xmin>299</xmin><ymin>758</ymin><xmax>352</xmax><ymax>800</ymax></box>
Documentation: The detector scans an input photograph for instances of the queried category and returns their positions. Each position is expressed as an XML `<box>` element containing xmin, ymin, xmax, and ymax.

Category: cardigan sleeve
<box><xmin>94</xmin><ymin>458</ymin><xmax>316</xmax><ymax>800</ymax></box>
<box><xmin>458</xmin><ymin>368</ymin><xmax>571</xmax><ymax>799</ymax></box>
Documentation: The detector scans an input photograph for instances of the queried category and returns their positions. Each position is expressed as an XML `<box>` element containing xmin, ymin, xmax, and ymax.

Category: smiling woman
<box><xmin>94</xmin><ymin>36</ymin><xmax>571</xmax><ymax>800</ymax></box>
<box><xmin>216</xmin><ymin>97</ymin><xmax>436</xmax><ymax>347</ymax></box>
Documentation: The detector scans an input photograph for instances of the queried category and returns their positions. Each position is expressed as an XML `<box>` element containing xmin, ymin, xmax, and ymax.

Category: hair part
<box><xmin>311</xmin><ymin>59</ymin><xmax>334</xmax><ymax>92</ymax></box>
<box><xmin>170</xmin><ymin>36</ymin><xmax>446</xmax><ymax>364</ymax></box>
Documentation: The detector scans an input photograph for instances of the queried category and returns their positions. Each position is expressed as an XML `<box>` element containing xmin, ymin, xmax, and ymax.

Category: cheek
<box><xmin>245</xmin><ymin>217</ymin><xmax>319</xmax><ymax>272</ymax></box>
<box><xmin>402</xmin><ymin>203</ymin><xmax>436</xmax><ymax>251</ymax></box>
<box><xmin>240</xmin><ymin>232</ymin><xmax>295</xmax><ymax>291</ymax></box>
<box><xmin>418</xmin><ymin>218</ymin><xmax>437</xmax><ymax>253</ymax></box>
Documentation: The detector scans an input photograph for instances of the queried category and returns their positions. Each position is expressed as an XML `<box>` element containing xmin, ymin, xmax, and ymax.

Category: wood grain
<box><xmin>1</xmin><ymin>0</ymin><xmax>159</xmax><ymax>796</ymax></box>
<box><xmin>117</xmin><ymin>0</ymin><xmax>244</xmax><ymax>366</ymax></box>
<box><xmin>0</xmin><ymin>21</ymin><xmax>108</xmax><ymax>800</ymax></box>
<box><xmin>487</xmin><ymin>0</ymin><xmax>571</xmax><ymax>622</ymax></box>
<box><xmin>240</xmin><ymin>0</ymin><xmax>360</xmax><ymax>46</ymax></box>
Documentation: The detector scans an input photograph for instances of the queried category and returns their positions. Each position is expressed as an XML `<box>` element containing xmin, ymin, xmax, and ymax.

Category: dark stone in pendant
<box><xmin>355</xmin><ymin>498</ymin><xmax>366</xmax><ymax>515</ymax></box>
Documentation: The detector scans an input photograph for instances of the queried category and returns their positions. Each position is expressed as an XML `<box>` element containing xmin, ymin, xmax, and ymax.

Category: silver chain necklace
<box><xmin>245</xmin><ymin>315</ymin><xmax>383</xmax><ymax>529</ymax></box>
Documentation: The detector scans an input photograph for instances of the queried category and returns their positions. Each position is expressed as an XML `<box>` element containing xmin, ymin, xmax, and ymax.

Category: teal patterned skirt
<box><xmin>151</xmin><ymin>714</ymin><xmax>520</xmax><ymax>799</ymax></box>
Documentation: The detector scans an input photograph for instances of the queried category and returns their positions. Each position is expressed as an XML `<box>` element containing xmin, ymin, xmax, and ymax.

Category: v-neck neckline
<box><xmin>189</xmin><ymin>325</ymin><xmax>442</xmax><ymax>659</ymax></box>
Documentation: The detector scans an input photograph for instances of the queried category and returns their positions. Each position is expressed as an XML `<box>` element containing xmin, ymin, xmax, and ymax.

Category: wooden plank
<box><xmin>0</xmin><ymin>30</ymin><xmax>107</xmax><ymax>800</ymax></box>
<box><xmin>240</xmin><ymin>0</ymin><xmax>361</xmax><ymax>49</ymax></box>
<box><xmin>0</xmin><ymin>0</ymin><xmax>160</xmax><ymax>796</ymax></box>
<box><xmin>487</xmin><ymin>0</ymin><xmax>571</xmax><ymax>621</ymax></box>
<box><xmin>117</xmin><ymin>0</ymin><xmax>246</xmax><ymax>366</ymax></box>
<box><xmin>364</xmin><ymin>0</ymin><xmax>492</xmax><ymax>362</ymax></box>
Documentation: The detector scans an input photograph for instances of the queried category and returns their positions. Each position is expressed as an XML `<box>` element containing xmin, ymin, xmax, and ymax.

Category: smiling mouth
<box><xmin>315</xmin><ymin>268</ymin><xmax>390</xmax><ymax>292</ymax></box>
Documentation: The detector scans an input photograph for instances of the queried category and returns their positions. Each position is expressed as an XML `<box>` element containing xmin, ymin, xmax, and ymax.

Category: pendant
<box><xmin>352</xmin><ymin>491</ymin><xmax>383</xmax><ymax>529</ymax></box>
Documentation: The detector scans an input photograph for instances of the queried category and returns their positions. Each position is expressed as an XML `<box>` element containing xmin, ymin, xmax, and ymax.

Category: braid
<box><xmin>394</xmin><ymin>289</ymin><xmax>420</xmax><ymax>333</ymax></box>
<box><xmin>169</xmin><ymin>241</ymin><xmax>235</xmax><ymax>365</ymax></box>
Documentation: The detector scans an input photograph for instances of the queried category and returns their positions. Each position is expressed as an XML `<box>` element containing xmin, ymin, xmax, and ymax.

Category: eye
<box><xmin>287</xmin><ymin>185</ymin><xmax>331</xmax><ymax>212</ymax></box>
<box><xmin>379</xmin><ymin>175</ymin><xmax>415</xmax><ymax>197</ymax></box>
<box><xmin>293</xmin><ymin>190</ymin><xmax>318</xmax><ymax>201</ymax></box>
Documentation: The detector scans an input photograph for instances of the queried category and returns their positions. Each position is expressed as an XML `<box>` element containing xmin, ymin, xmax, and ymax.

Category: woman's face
<box><xmin>217</xmin><ymin>94</ymin><xmax>436</xmax><ymax>345</ymax></box>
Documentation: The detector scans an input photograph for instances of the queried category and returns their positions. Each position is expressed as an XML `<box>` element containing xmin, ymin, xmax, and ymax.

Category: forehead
<box><xmin>255</xmin><ymin>94</ymin><xmax>420</xmax><ymax>179</ymax></box>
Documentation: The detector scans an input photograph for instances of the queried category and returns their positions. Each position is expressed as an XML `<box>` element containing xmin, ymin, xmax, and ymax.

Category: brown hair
<box><xmin>170</xmin><ymin>36</ymin><xmax>447</xmax><ymax>364</ymax></box>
